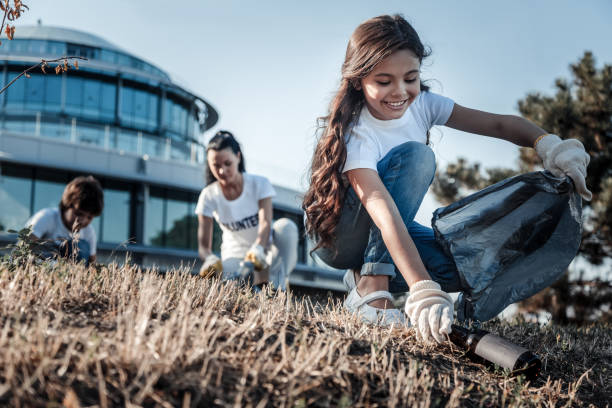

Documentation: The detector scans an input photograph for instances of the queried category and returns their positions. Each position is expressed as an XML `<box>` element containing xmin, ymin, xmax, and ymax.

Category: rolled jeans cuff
<box><xmin>361</xmin><ymin>262</ymin><xmax>396</xmax><ymax>278</ymax></box>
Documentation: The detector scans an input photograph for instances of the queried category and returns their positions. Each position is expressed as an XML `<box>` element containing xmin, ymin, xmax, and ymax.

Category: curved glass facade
<box><xmin>0</xmin><ymin>25</ymin><xmax>216</xmax><ymax>164</ymax></box>
<box><xmin>2</xmin><ymin>38</ymin><xmax>169</xmax><ymax>79</ymax></box>
<box><xmin>1</xmin><ymin>67</ymin><xmax>205</xmax><ymax>162</ymax></box>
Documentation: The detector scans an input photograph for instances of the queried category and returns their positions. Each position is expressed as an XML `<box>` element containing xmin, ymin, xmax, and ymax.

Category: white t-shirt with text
<box><xmin>195</xmin><ymin>173</ymin><xmax>276</xmax><ymax>260</ymax></box>
<box><xmin>343</xmin><ymin>91</ymin><xmax>455</xmax><ymax>173</ymax></box>
<box><xmin>26</xmin><ymin>207</ymin><xmax>98</xmax><ymax>255</ymax></box>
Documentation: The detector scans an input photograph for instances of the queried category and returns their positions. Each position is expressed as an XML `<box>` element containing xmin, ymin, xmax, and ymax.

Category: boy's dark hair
<box><xmin>59</xmin><ymin>176</ymin><xmax>104</xmax><ymax>216</ymax></box>
<box><xmin>205</xmin><ymin>130</ymin><xmax>246</xmax><ymax>185</ymax></box>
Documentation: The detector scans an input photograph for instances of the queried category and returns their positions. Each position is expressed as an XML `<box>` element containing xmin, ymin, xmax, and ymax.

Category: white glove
<box><xmin>245</xmin><ymin>244</ymin><xmax>268</xmax><ymax>271</ymax></box>
<box><xmin>535</xmin><ymin>134</ymin><xmax>592</xmax><ymax>201</ymax></box>
<box><xmin>199</xmin><ymin>253</ymin><xmax>222</xmax><ymax>278</ymax></box>
<box><xmin>404</xmin><ymin>280</ymin><xmax>454</xmax><ymax>344</ymax></box>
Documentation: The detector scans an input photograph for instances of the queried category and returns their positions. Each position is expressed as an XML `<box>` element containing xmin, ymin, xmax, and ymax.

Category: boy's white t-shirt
<box><xmin>26</xmin><ymin>207</ymin><xmax>98</xmax><ymax>255</ymax></box>
<box><xmin>343</xmin><ymin>91</ymin><xmax>455</xmax><ymax>173</ymax></box>
<box><xmin>195</xmin><ymin>173</ymin><xmax>276</xmax><ymax>260</ymax></box>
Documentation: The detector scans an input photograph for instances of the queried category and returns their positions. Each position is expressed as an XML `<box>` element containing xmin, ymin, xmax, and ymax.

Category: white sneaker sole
<box><xmin>344</xmin><ymin>287</ymin><xmax>406</xmax><ymax>327</ymax></box>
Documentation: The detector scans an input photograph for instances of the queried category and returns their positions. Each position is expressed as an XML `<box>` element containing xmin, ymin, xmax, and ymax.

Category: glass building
<box><xmin>0</xmin><ymin>25</ymin><xmax>341</xmax><ymax>288</ymax></box>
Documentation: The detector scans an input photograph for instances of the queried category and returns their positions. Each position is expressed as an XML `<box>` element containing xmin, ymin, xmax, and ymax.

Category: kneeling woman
<box><xmin>195</xmin><ymin>131</ymin><xmax>298</xmax><ymax>290</ymax></box>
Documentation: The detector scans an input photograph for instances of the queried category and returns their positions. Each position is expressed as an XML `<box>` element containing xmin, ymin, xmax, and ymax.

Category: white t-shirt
<box><xmin>343</xmin><ymin>91</ymin><xmax>455</xmax><ymax>173</ymax></box>
<box><xmin>26</xmin><ymin>207</ymin><xmax>98</xmax><ymax>255</ymax></box>
<box><xmin>195</xmin><ymin>173</ymin><xmax>276</xmax><ymax>260</ymax></box>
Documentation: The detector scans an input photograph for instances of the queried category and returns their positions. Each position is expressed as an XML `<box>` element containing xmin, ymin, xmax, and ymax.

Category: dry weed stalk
<box><xmin>0</xmin><ymin>259</ymin><xmax>609</xmax><ymax>407</ymax></box>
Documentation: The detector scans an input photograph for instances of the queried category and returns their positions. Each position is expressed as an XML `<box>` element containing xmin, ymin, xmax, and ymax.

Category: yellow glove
<box><xmin>244</xmin><ymin>244</ymin><xmax>268</xmax><ymax>271</ymax></box>
<box><xmin>199</xmin><ymin>254</ymin><xmax>222</xmax><ymax>278</ymax></box>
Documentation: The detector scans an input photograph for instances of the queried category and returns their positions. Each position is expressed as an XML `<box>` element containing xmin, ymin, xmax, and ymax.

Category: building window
<box><xmin>77</xmin><ymin>123</ymin><xmax>106</xmax><ymax>147</ymax></box>
<box><xmin>91</xmin><ymin>184</ymin><xmax>133</xmax><ymax>245</ymax></box>
<box><xmin>167</xmin><ymin>131</ymin><xmax>191</xmax><ymax>161</ymax></box>
<box><xmin>40</xmin><ymin>121</ymin><xmax>68</xmax><ymax>141</ymax></box>
<box><xmin>164</xmin><ymin>97</ymin><xmax>188</xmax><ymax>135</ymax></box>
<box><xmin>144</xmin><ymin>188</ymin><xmax>201</xmax><ymax>250</ymax></box>
<box><xmin>100</xmin><ymin>188</ymin><xmax>131</xmax><ymax>244</ymax></box>
<box><xmin>120</xmin><ymin>85</ymin><xmax>158</xmax><ymax>132</ymax></box>
<box><xmin>65</xmin><ymin>76</ymin><xmax>84</xmax><ymax>116</ymax></box>
<box><xmin>5</xmin><ymin>71</ymin><xmax>62</xmax><ymax>113</ymax></box>
<box><xmin>141</xmin><ymin>132</ymin><xmax>166</xmax><ymax>159</ymax></box>
<box><xmin>27</xmin><ymin>40</ymin><xmax>46</xmax><ymax>55</ymax></box>
<box><xmin>83</xmin><ymin>79</ymin><xmax>102</xmax><ymax>118</ymax></box>
<box><xmin>24</xmin><ymin>73</ymin><xmax>45</xmax><ymax>111</ymax></box>
<box><xmin>100</xmin><ymin>81</ymin><xmax>116</xmax><ymax>120</ymax></box>
<box><xmin>3</xmin><ymin>119</ymin><xmax>36</xmax><ymax>134</ymax></box>
<box><xmin>46</xmin><ymin>41</ymin><xmax>66</xmax><ymax>57</ymax></box>
<box><xmin>0</xmin><ymin>165</ymin><xmax>32</xmax><ymax>232</ymax></box>
<box><xmin>188</xmin><ymin>202</ymin><xmax>201</xmax><ymax>251</ymax></box>
<box><xmin>44</xmin><ymin>75</ymin><xmax>62</xmax><ymax>112</ymax></box>
<box><xmin>33</xmin><ymin>178</ymin><xmax>67</xmax><ymax>214</ymax></box>
<box><xmin>5</xmin><ymin>70</ymin><xmax>26</xmax><ymax>109</ymax></box>
<box><xmin>144</xmin><ymin>191</ymin><xmax>165</xmax><ymax>247</ymax></box>
<box><xmin>66</xmin><ymin>76</ymin><xmax>116</xmax><ymax>122</ymax></box>
<box><xmin>66</xmin><ymin>43</ymin><xmax>99</xmax><ymax>60</ymax></box>
<box><xmin>99</xmin><ymin>49</ymin><xmax>117</xmax><ymax>64</ymax></box>
<box><xmin>165</xmin><ymin>198</ymin><xmax>191</xmax><ymax>249</ymax></box>
<box><xmin>116</xmin><ymin>53</ymin><xmax>131</xmax><ymax>68</ymax></box>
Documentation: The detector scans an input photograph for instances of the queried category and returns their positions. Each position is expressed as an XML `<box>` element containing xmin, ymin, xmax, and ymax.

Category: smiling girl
<box><xmin>303</xmin><ymin>15</ymin><xmax>591</xmax><ymax>343</ymax></box>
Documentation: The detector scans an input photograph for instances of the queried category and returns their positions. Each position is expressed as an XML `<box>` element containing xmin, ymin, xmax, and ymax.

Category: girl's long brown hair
<box><xmin>303</xmin><ymin>14</ymin><xmax>430</xmax><ymax>251</ymax></box>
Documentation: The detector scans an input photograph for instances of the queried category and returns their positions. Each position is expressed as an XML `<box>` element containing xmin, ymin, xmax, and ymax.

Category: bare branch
<box><xmin>0</xmin><ymin>56</ymin><xmax>87</xmax><ymax>95</ymax></box>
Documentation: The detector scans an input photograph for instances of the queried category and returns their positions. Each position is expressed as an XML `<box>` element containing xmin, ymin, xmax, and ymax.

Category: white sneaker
<box><xmin>344</xmin><ymin>287</ymin><xmax>406</xmax><ymax>327</ymax></box>
<box><xmin>343</xmin><ymin>269</ymin><xmax>357</xmax><ymax>291</ymax></box>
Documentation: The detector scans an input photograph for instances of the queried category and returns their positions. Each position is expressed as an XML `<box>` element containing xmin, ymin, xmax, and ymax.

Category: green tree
<box><xmin>432</xmin><ymin>52</ymin><xmax>612</xmax><ymax>323</ymax></box>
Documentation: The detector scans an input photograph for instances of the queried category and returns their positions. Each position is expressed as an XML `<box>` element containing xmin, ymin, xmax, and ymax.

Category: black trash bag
<box><xmin>432</xmin><ymin>171</ymin><xmax>582</xmax><ymax>322</ymax></box>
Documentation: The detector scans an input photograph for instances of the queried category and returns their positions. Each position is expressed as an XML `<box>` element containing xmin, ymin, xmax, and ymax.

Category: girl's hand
<box><xmin>200</xmin><ymin>253</ymin><xmax>222</xmax><ymax>278</ymax></box>
<box><xmin>245</xmin><ymin>244</ymin><xmax>268</xmax><ymax>271</ymax></box>
<box><xmin>535</xmin><ymin>134</ymin><xmax>592</xmax><ymax>200</ymax></box>
<box><xmin>404</xmin><ymin>280</ymin><xmax>454</xmax><ymax>344</ymax></box>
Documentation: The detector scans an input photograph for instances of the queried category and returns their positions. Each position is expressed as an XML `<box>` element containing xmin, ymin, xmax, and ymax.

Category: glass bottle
<box><xmin>449</xmin><ymin>324</ymin><xmax>542</xmax><ymax>380</ymax></box>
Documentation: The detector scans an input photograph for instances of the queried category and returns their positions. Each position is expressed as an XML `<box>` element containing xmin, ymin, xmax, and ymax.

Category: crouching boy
<box><xmin>26</xmin><ymin>175</ymin><xmax>104</xmax><ymax>265</ymax></box>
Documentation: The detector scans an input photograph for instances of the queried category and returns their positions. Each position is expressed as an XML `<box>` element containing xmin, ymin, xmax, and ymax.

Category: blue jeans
<box><xmin>316</xmin><ymin>142</ymin><xmax>462</xmax><ymax>294</ymax></box>
<box><xmin>34</xmin><ymin>238</ymin><xmax>91</xmax><ymax>265</ymax></box>
<box><xmin>60</xmin><ymin>238</ymin><xmax>91</xmax><ymax>265</ymax></box>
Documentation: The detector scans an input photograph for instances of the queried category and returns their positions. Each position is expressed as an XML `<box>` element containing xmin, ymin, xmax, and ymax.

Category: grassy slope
<box><xmin>0</xmin><ymin>260</ymin><xmax>610</xmax><ymax>407</ymax></box>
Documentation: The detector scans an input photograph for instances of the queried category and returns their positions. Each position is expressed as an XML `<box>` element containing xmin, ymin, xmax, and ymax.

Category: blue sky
<box><xmin>17</xmin><ymin>0</ymin><xmax>612</xmax><ymax>221</ymax></box>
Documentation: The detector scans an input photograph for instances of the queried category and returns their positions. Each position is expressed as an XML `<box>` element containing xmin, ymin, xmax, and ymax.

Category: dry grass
<box><xmin>0</xmin><ymin>259</ymin><xmax>610</xmax><ymax>407</ymax></box>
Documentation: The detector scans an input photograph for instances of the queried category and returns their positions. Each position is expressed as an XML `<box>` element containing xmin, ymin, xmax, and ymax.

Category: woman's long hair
<box><xmin>205</xmin><ymin>130</ymin><xmax>246</xmax><ymax>185</ymax></box>
<box><xmin>302</xmin><ymin>14</ymin><xmax>431</xmax><ymax>252</ymax></box>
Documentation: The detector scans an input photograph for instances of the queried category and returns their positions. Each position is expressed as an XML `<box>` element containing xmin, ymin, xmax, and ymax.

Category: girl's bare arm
<box><xmin>346</xmin><ymin>168</ymin><xmax>431</xmax><ymax>286</ymax></box>
<box><xmin>445</xmin><ymin>104</ymin><xmax>546</xmax><ymax>147</ymax></box>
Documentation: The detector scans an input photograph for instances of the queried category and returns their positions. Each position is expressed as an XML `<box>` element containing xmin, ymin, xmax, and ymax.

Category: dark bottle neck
<box><xmin>450</xmin><ymin>324</ymin><xmax>489</xmax><ymax>352</ymax></box>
